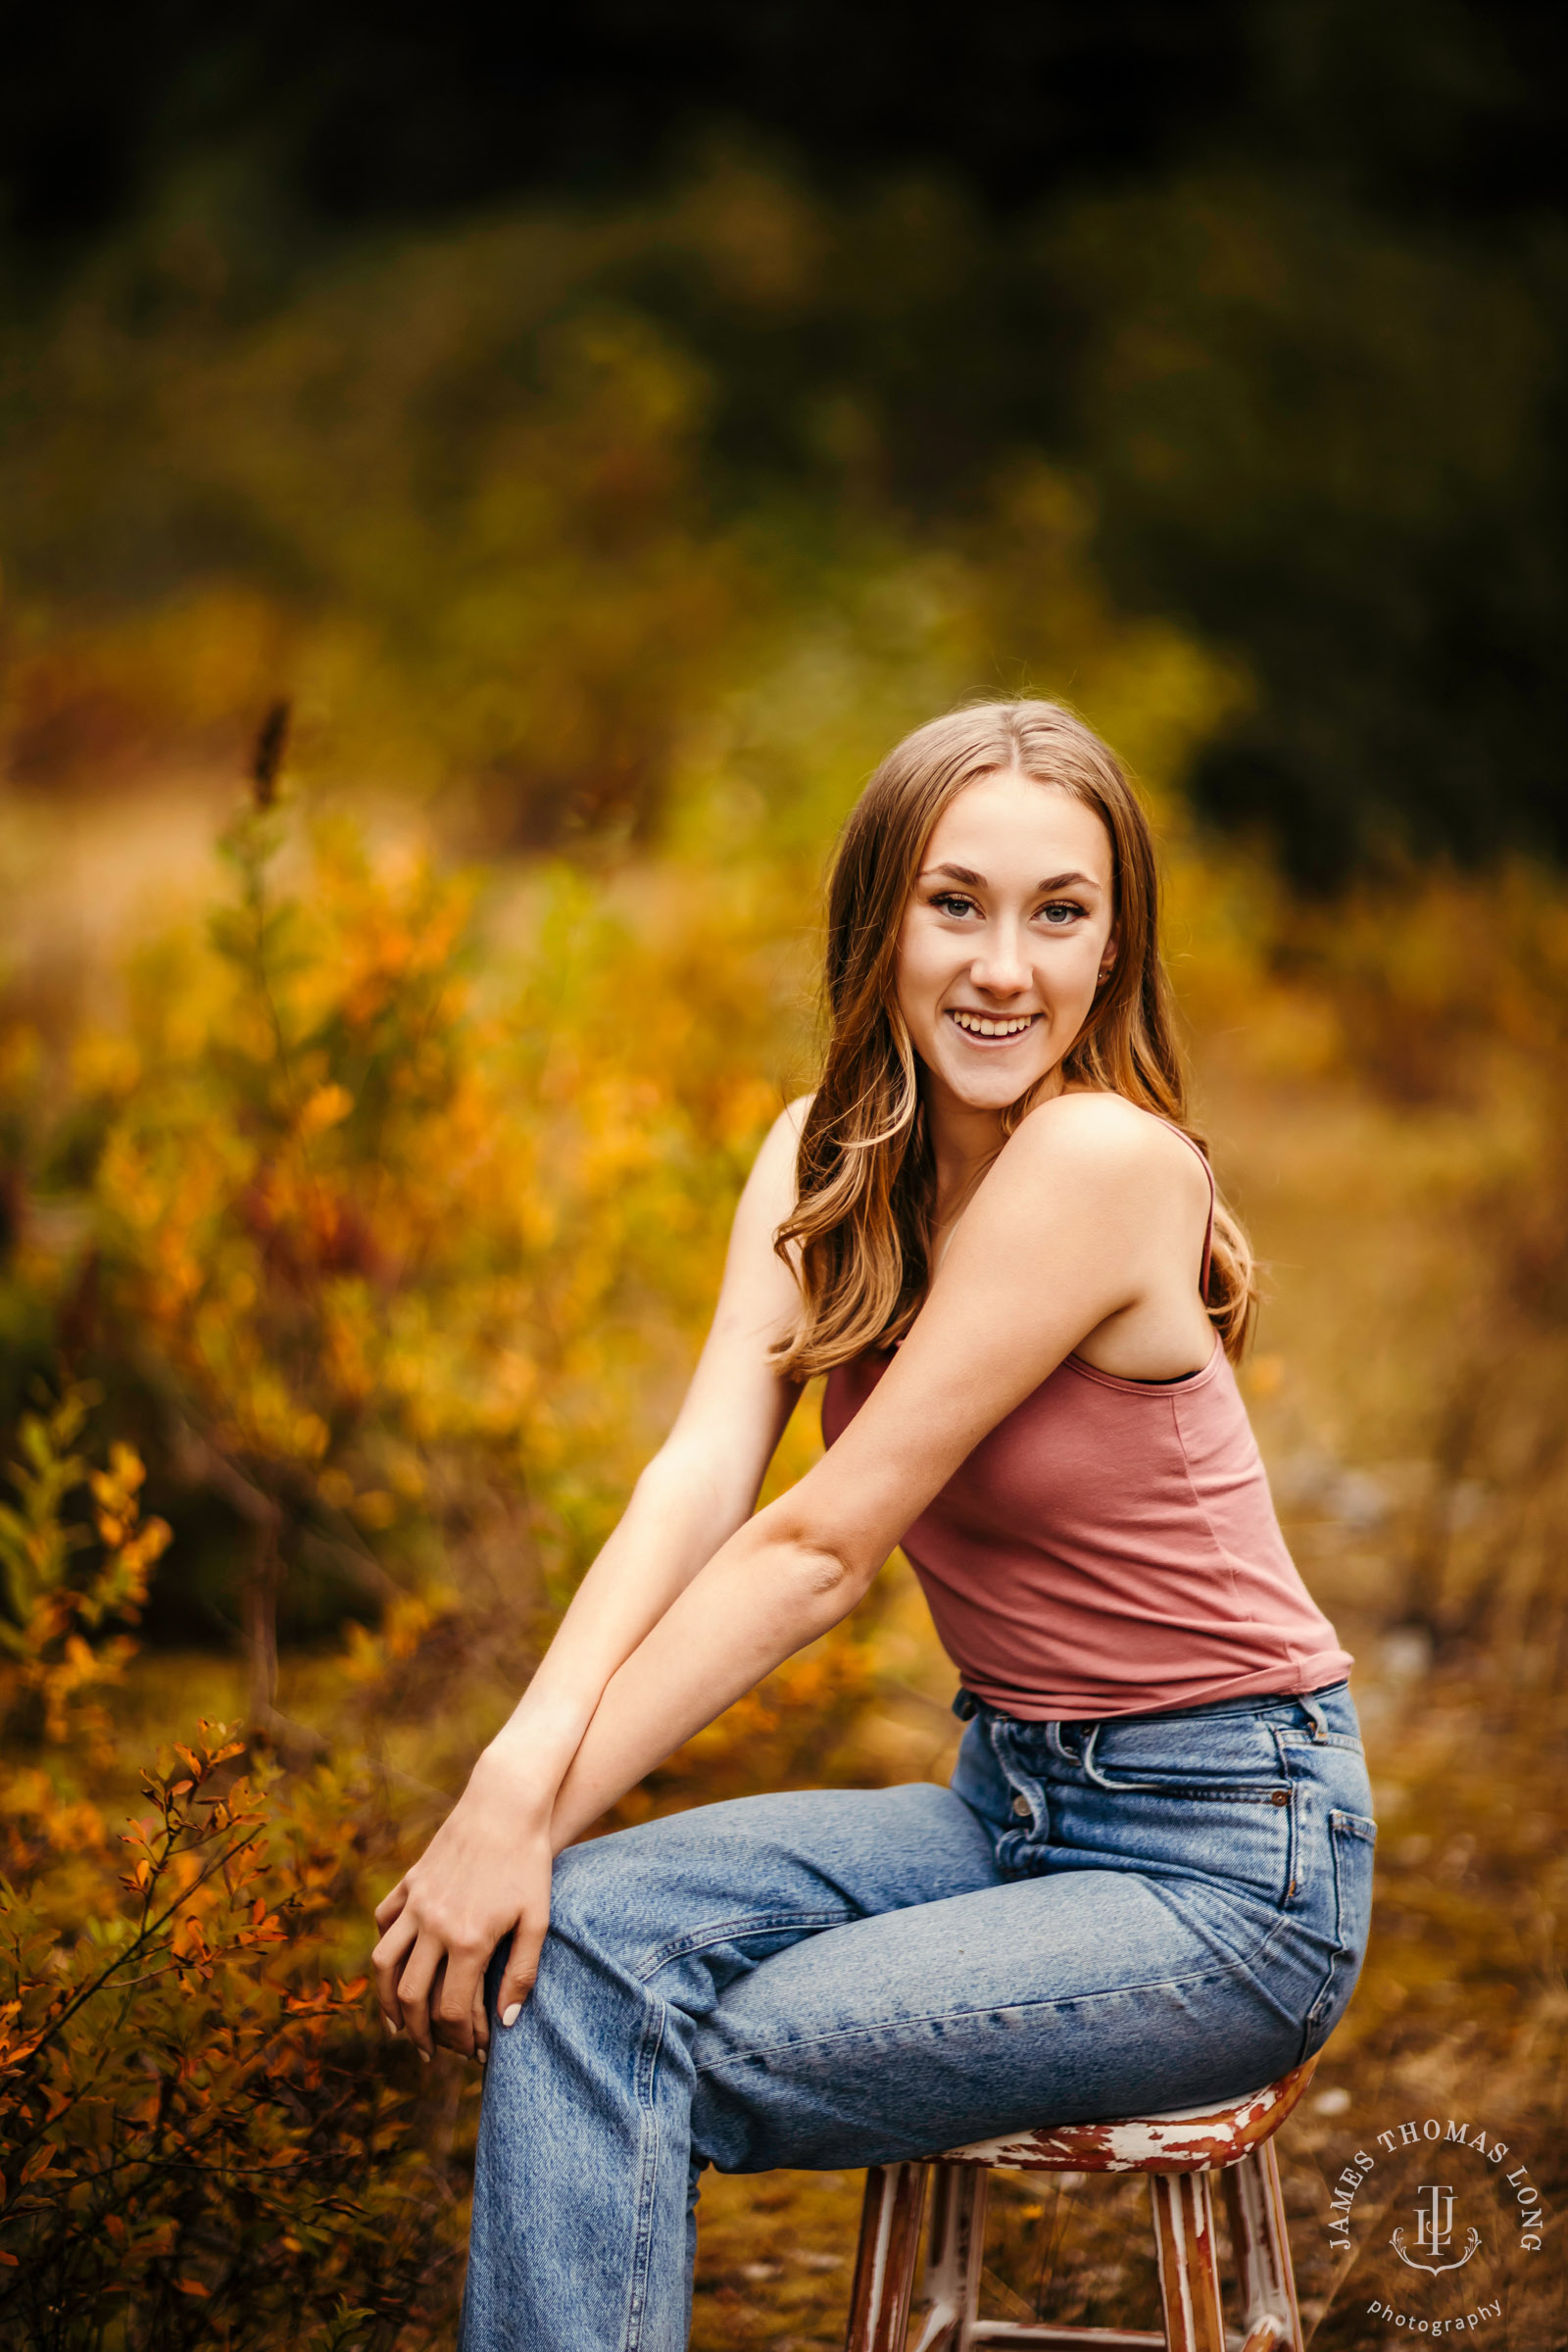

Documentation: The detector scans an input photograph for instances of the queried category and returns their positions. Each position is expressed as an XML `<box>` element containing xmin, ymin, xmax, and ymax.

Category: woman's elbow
<box><xmin>782</xmin><ymin>1530</ymin><xmax>879</xmax><ymax>1613</ymax></box>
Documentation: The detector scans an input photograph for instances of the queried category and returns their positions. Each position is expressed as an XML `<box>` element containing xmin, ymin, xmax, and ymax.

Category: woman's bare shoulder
<box><xmin>759</xmin><ymin>1092</ymin><xmax>813</xmax><ymax>1166</ymax></box>
<box><xmin>1002</xmin><ymin>1090</ymin><xmax>1204</xmax><ymax>1200</ymax></box>
<box><xmin>732</xmin><ymin>1094</ymin><xmax>813</xmax><ymax>1231</ymax></box>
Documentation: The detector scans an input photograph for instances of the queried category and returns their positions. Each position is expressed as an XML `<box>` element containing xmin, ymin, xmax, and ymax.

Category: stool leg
<box><xmin>1149</xmin><ymin>2172</ymin><xmax>1226</xmax><ymax>2352</ymax></box>
<box><xmin>845</xmin><ymin>2162</ymin><xmax>929</xmax><ymax>2352</ymax></box>
<box><xmin>911</xmin><ymin>2163</ymin><xmax>988</xmax><ymax>2352</ymax></box>
<box><xmin>1222</xmin><ymin>2139</ymin><xmax>1305</xmax><ymax>2352</ymax></box>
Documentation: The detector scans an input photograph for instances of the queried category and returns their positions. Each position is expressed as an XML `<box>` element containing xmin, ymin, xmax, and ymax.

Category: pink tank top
<box><xmin>819</xmin><ymin>1132</ymin><xmax>1352</xmax><ymax>1719</ymax></box>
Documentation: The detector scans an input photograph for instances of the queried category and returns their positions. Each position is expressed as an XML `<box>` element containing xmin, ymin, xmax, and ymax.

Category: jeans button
<box><xmin>1011</xmin><ymin>1794</ymin><xmax>1031</xmax><ymax>1819</ymax></box>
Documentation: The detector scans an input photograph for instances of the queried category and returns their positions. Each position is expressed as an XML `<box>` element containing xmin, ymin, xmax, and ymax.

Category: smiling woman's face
<box><xmin>895</xmin><ymin>769</ymin><xmax>1117</xmax><ymax>1119</ymax></box>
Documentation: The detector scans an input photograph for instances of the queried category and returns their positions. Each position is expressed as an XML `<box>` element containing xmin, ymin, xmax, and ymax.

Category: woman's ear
<box><xmin>1097</xmin><ymin>930</ymin><xmax>1118</xmax><ymax>987</ymax></box>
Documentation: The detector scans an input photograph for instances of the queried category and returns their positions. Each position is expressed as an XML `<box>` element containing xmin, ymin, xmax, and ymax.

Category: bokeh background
<box><xmin>2</xmin><ymin>5</ymin><xmax>1566</xmax><ymax>2345</ymax></box>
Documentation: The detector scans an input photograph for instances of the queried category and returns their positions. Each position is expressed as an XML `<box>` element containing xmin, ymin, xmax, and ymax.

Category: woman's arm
<box><xmin>379</xmin><ymin>1092</ymin><xmax>1200</xmax><ymax>2059</ymax></box>
<box><xmin>371</xmin><ymin>1104</ymin><xmax>808</xmax><ymax>2058</ymax></box>
<box><xmin>540</xmin><ymin>1093</ymin><xmax>1200</xmax><ymax>1849</ymax></box>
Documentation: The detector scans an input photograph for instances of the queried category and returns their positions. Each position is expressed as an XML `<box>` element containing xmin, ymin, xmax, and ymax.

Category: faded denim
<box><xmin>462</xmin><ymin>1680</ymin><xmax>1374</xmax><ymax>2352</ymax></box>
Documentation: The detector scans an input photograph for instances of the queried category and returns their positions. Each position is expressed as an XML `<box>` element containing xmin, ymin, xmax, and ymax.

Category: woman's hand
<box><xmin>372</xmin><ymin>1746</ymin><xmax>557</xmax><ymax>2062</ymax></box>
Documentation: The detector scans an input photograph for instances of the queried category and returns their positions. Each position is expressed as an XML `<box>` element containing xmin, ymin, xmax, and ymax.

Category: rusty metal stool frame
<box><xmin>844</xmin><ymin>2059</ymin><xmax>1315</xmax><ymax>2352</ymax></box>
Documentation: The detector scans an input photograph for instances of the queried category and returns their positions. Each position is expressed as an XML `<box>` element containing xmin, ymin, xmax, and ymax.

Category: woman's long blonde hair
<box><xmin>772</xmin><ymin>700</ymin><xmax>1256</xmax><ymax>1378</ymax></box>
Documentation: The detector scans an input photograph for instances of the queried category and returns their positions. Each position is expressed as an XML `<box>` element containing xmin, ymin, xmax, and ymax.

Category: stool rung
<box><xmin>846</xmin><ymin>2063</ymin><xmax>1314</xmax><ymax>2352</ymax></box>
<box><xmin>966</xmin><ymin>2328</ymin><xmax>1165</xmax><ymax>2348</ymax></box>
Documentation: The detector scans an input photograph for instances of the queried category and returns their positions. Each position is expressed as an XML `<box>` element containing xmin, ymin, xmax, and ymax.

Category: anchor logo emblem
<box><xmin>1391</xmin><ymin>2183</ymin><xmax>1481</xmax><ymax>2277</ymax></box>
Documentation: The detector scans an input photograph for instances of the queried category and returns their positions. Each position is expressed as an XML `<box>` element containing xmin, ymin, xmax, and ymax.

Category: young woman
<box><xmin>372</xmin><ymin>701</ymin><xmax>1375</xmax><ymax>2352</ymax></box>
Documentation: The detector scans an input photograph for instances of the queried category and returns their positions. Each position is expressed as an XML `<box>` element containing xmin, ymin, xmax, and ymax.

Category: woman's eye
<box><xmin>1040</xmin><ymin>902</ymin><xmax>1084</xmax><ymax>925</ymax></box>
<box><xmin>933</xmin><ymin>893</ymin><xmax>977</xmax><ymax>918</ymax></box>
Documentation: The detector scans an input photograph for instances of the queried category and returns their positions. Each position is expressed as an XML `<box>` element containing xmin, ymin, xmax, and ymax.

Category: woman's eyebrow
<box><xmin>920</xmin><ymin>863</ymin><xmax>1099</xmax><ymax>892</ymax></box>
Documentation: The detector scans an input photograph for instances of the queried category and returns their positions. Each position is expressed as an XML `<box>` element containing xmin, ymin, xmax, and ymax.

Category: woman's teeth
<box><xmin>950</xmin><ymin>1010</ymin><xmax>1036</xmax><ymax>1038</ymax></box>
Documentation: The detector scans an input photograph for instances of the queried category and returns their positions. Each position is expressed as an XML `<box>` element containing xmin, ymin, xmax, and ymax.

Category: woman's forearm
<box><xmin>547</xmin><ymin>1504</ymin><xmax>869</xmax><ymax>1851</ymax></box>
<box><xmin>476</xmin><ymin>1443</ymin><xmax>765</xmax><ymax>1801</ymax></box>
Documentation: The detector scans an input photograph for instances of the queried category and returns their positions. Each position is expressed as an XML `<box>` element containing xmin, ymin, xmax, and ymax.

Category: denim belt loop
<box><xmin>1077</xmin><ymin>1720</ymin><xmax>1138</xmax><ymax>1791</ymax></box>
<box><xmin>1298</xmin><ymin>1690</ymin><xmax>1329</xmax><ymax>1741</ymax></box>
<box><xmin>1076</xmin><ymin>1719</ymin><xmax>1171</xmax><ymax>1793</ymax></box>
<box><xmin>952</xmin><ymin>1687</ymin><xmax>979</xmax><ymax>1723</ymax></box>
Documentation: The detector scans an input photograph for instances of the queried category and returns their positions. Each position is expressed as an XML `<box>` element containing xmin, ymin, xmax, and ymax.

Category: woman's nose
<box><xmin>969</xmin><ymin>929</ymin><xmax>1030</xmax><ymax>994</ymax></box>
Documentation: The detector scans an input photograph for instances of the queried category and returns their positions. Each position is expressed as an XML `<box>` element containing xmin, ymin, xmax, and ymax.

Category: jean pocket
<box><xmin>1304</xmin><ymin>1808</ymin><xmax>1377</xmax><ymax>2047</ymax></box>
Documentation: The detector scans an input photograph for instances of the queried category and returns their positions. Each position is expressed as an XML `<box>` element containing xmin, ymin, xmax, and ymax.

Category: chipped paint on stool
<box><xmin>941</xmin><ymin>2056</ymin><xmax>1317</xmax><ymax>2174</ymax></box>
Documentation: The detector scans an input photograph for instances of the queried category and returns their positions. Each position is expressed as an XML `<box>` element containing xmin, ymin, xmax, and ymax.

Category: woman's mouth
<box><xmin>946</xmin><ymin>1008</ymin><xmax>1040</xmax><ymax>1043</ymax></box>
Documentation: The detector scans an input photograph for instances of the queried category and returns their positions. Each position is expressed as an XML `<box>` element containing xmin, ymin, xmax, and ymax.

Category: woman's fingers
<box><xmin>495</xmin><ymin>1913</ymin><xmax>548</xmax><ymax>2029</ymax></box>
<box><xmin>393</xmin><ymin>1935</ymin><xmax>442</xmax><ymax>2060</ymax></box>
<box><xmin>370</xmin><ymin>1906</ymin><xmax>418</xmax><ymax>2032</ymax></box>
<box><xmin>368</xmin><ymin>1817</ymin><xmax>556</xmax><ymax>2064</ymax></box>
<box><xmin>432</xmin><ymin>1944</ymin><xmax>485</xmax><ymax>2060</ymax></box>
<box><xmin>373</xmin><ymin>1878</ymin><xmax>411</xmax><ymax>1934</ymax></box>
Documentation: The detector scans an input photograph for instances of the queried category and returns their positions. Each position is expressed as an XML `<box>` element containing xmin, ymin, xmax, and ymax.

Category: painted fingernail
<box><xmin>418</xmin><ymin>2048</ymin><xmax>430</xmax><ymax>2064</ymax></box>
<box><xmin>382</xmin><ymin>2017</ymin><xmax>400</xmax><ymax>2036</ymax></box>
<box><xmin>477</xmin><ymin>2046</ymin><xmax>487</xmax><ymax>2066</ymax></box>
<box><xmin>501</xmin><ymin>2003</ymin><xmax>521</xmax><ymax>2028</ymax></box>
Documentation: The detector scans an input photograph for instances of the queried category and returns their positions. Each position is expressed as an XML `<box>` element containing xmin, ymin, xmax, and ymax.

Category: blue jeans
<box><xmin>463</xmin><ymin>1681</ymin><xmax>1374</xmax><ymax>2352</ymax></box>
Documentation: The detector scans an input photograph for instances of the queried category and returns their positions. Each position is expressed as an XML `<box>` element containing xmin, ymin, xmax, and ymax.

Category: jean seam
<box><xmin>1035</xmin><ymin>1785</ymin><xmax>1292</xmax><ymax>1804</ymax></box>
<box><xmin>1002</xmin><ymin>1680</ymin><xmax>1352</xmax><ymax>1738</ymax></box>
<box><xmin>634</xmin><ymin>1907</ymin><xmax>858</xmax><ymax>1984</ymax></box>
<box><xmin>621</xmin><ymin>1997</ymin><xmax>667</xmax><ymax>2352</ymax></box>
<box><xmin>1306</xmin><ymin>1812</ymin><xmax>1376</xmax><ymax>2030</ymax></box>
<box><xmin>692</xmin><ymin>1912</ymin><xmax>1294</xmax><ymax>2077</ymax></box>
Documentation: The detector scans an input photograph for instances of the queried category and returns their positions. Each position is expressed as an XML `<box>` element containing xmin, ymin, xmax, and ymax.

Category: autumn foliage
<box><xmin>0</xmin><ymin>740</ymin><xmax>897</xmax><ymax>2344</ymax></box>
<box><xmin>1</xmin><ymin>1726</ymin><xmax>436</xmax><ymax>2349</ymax></box>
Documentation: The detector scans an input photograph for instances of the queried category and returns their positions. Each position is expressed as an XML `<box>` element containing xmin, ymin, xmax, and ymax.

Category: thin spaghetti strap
<box><xmin>1155</xmin><ymin>1117</ymin><xmax>1216</xmax><ymax>1305</ymax></box>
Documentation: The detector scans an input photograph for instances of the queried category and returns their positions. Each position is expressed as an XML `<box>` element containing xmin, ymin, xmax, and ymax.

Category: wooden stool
<box><xmin>844</xmin><ymin>2057</ymin><xmax>1315</xmax><ymax>2352</ymax></box>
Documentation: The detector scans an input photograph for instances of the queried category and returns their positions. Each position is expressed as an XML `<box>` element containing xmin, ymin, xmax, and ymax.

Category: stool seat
<box><xmin>945</xmin><ymin>2057</ymin><xmax>1316</xmax><ymax>2175</ymax></box>
<box><xmin>845</xmin><ymin>2057</ymin><xmax>1316</xmax><ymax>2352</ymax></box>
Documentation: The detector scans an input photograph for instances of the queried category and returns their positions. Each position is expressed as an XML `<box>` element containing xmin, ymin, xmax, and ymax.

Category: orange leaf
<box><xmin>173</xmin><ymin>2277</ymin><xmax>211</xmax><ymax>2298</ymax></box>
